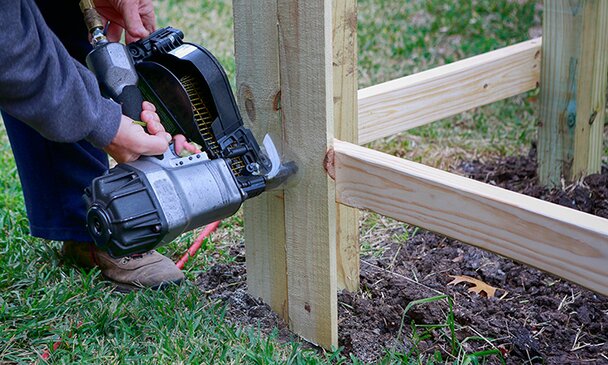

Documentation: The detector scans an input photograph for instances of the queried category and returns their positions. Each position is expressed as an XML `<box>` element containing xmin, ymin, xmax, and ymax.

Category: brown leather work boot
<box><xmin>62</xmin><ymin>241</ymin><xmax>185</xmax><ymax>292</ymax></box>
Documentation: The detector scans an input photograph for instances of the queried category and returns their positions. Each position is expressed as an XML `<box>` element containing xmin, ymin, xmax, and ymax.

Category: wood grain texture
<box><xmin>278</xmin><ymin>0</ymin><xmax>338</xmax><ymax>348</ymax></box>
<box><xmin>333</xmin><ymin>0</ymin><xmax>359</xmax><ymax>292</ymax></box>
<box><xmin>233</xmin><ymin>0</ymin><xmax>288</xmax><ymax>320</ymax></box>
<box><xmin>358</xmin><ymin>38</ymin><xmax>542</xmax><ymax>144</ymax></box>
<box><xmin>332</xmin><ymin>139</ymin><xmax>608</xmax><ymax>296</ymax></box>
<box><xmin>538</xmin><ymin>0</ymin><xmax>608</xmax><ymax>186</ymax></box>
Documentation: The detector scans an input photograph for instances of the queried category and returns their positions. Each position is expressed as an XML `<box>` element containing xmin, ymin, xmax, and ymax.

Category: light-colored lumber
<box><xmin>333</xmin><ymin>0</ymin><xmax>360</xmax><ymax>292</ymax></box>
<box><xmin>538</xmin><ymin>0</ymin><xmax>608</xmax><ymax>186</ymax></box>
<box><xmin>330</xmin><ymin>139</ymin><xmax>608</xmax><ymax>296</ymax></box>
<box><xmin>233</xmin><ymin>0</ymin><xmax>288</xmax><ymax>320</ymax></box>
<box><xmin>358</xmin><ymin>38</ymin><xmax>542</xmax><ymax>144</ymax></box>
<box><xmin>277</xmin><ymin>1</ymin><xmax>338</xmax><ymax>348</ymax></box>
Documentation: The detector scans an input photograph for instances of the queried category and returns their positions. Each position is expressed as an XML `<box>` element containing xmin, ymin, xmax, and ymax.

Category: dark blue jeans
<box><xmin>2</xmin><ymin>113</ymin><xmax>108</xmax><ymax>241</ymax></box>
<box><xmin>1</xmin><ymin>0</ymin><xmax>108</xmax><ymax>242</ymax></box>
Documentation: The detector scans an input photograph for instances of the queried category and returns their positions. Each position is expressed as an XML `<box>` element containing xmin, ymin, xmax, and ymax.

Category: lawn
<box><xmin>1</xmin><ymin>0</ymin><xmax>604</xmax><ymax>364</ymax></box>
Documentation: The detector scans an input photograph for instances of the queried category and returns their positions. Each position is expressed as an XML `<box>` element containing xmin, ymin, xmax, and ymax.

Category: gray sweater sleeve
<box><xmin>0</xmin><ymin>0</ymin><xmax>122</xmax><ymax>148</ymax></box>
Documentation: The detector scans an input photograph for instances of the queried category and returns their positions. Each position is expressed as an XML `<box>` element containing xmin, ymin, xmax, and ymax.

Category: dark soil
<box><xmin>197</xmin><ymin>148</ymin><xmax>608</xmax><ymax>364</ymax></box>
<box><xmin>196</xmin><ymin>247</ymin><xmax>295</xmax><ymax>344</ymax></box>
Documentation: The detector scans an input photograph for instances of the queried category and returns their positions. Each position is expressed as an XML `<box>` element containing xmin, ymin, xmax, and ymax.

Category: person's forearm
<box><xmin>0</xmin><ymin>0</ymin><xmax>121</xmax><ymax>148</ymax></box>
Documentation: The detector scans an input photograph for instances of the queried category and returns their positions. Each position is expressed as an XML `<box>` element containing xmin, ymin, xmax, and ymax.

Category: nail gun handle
<box><xmin>115</xmin><ymin>85</ymin><xmax>144</xmax><ymax>122</ymax></box>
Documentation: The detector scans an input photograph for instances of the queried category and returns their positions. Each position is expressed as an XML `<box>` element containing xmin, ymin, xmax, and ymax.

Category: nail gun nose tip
<box><xmin>265</xmin><ymin>161</ymin><xmax>300</xmax><ymax>191</ymax></box>
<box><xmin>284</xmin><ymin>161</ymin><xmax>298</xmax><ymax>175</ymax></box>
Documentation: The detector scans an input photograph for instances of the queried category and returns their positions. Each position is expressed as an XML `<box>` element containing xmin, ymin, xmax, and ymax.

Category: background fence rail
<box><xmin>358</xmin><ymin>38</ymin><xmax>542</xmax><ymax>144</ymax></box>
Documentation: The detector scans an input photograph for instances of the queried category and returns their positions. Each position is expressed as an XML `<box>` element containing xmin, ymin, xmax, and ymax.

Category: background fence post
<box><xmin>538</xmin><ymin>0</ymin><xmax>608</xmax><ymax>186</ymax></box>
<box><xmin>333</xmin><ymin>0</ymin><xmax>360</xmax><ymax>292</ymax></box>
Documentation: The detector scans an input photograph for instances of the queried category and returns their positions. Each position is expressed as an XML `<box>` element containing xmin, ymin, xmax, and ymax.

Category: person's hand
<box><xmin>93</xmin><ymin>0</ymin><xmax>156</xmax><ymax>43</ymax></box>
<box><xmin>104</xmin><ymin>101</ymin><xmax>170</xmax><ymax>163</ymax></box>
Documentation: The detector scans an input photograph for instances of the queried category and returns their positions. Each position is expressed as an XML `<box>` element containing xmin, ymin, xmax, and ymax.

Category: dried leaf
<box><xmin>451</xmin><ymin>254</ymin><xmax>464</xmax><ymax>263</ymax></box>
<box><xmin>448</xmin><ymin>275</ymin><xmax>498</xmax><ymax>298</ymax></box>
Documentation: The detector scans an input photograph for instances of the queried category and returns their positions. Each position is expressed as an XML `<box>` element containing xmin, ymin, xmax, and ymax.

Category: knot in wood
<box><xmin>324</xmin><ymin>148</ymin><xmax>336</xmax><ymax>180</ymax></box>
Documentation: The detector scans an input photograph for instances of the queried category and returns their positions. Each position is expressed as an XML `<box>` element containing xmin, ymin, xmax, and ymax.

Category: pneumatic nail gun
<box><xmin>79</xmin><ymin>1</ymin><xmax>296</xmax><ymax>257</ymax></box>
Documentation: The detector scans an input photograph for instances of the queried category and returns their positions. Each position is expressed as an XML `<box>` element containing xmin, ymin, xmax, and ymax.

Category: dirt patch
<box><xmin>461</xmin><ymin>146</ymin><xmax>608</xmax><ymax>218</ymax></box>
<box><xmin>196</xmin><ymin>246</ymin><xmax>295</xmax><ymax>344</ymax></box>
<box><xmin>197</xmin><ymin>148</ymin><xmax>608</xmax><ymax>364</ymax></box>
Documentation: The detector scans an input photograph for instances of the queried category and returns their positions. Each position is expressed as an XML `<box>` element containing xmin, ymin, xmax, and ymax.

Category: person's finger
<box><xmin>105</xmin><ymin>22</ymin><xmax>124</xmax><ymax>42</ymax></box>
<box><xmin>140</xmin><ymin>102</ymin><xmax>161</xmax><ymax>133</ymax></box>
<box><xmin>173</xmin><ymin>135</ymin><xmax>202</xmax><ymax>156</ymax></box>
<box><xmin>117</xmin><ymin>2</ymin><xmax>148</xmax><ymax>40</ymax></box>
<box><xmin>125</xmin><ymin>32</ymin><xmax>138</xmax><ymax>44</ymax></box>
<box><xmin>184</xmin><ymin>141</ymin><xmax>201</xmax><ymax>154</ymax></box>
<box><xmin>142</xmin><ymin>101</ymin><xmax>156</xmax><ymax>112</ymax></box>
<box><xmin>146</xmin><ymin>123</ymin><xmax>169</xmax><ymax>139</ymax></box>
<box><xmin>140</xmin><ymin>5</ymin><xmax>156</xmax><ymax>34</ymax></box>
<box><xmin>173</xmin><ymin>134</ymin><xmax>186</xmax><ymax>155</ymax></box>
<box><xmin>141</xmin><ymin>110</ymin><xmax>160</xmax><ymax>125</ymax></box>
<box><xmin>141</xmin><ymin>110</ymin><xmax>165</xmax><ymax>135</ymax></box>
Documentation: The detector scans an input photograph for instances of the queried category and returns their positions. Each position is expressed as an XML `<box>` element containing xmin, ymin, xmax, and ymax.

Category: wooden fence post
<box><xmin>234</xmin><ymin>0</ymin><xmax>289</xmax><ymax>320</ymax></box>
<box><xmin>278</xmin><ymin>0</ymin><xmax>337</xmax><ymax>348</ymax></box>
<box><xmin>234</xmin><ymin>0</ymin><xmax>338</xmax><ymax>348</ymax></box>
<box><xmin>538</xmin><ymin>0</ymin><xmax>608</xmax><ymax>186</ymax></box>
<box><xmin>333</xmin><ymin>0</ymin><xmax>359</xmax><ymax>292</ymax></box>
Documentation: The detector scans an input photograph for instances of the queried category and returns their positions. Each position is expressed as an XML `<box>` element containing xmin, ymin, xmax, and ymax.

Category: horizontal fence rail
<box><xmin>358</xmin><ymin>38</ymin><xmax>542</xmax><ymax>144</ymax></box>
<box><xmin>329</xmin><ymin>139</ymin><xmax>608</xmax><ymax>296</ymax></box>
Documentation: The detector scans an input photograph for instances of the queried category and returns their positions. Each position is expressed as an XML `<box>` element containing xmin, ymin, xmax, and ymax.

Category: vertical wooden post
<box><xmin>333</xmin><ymin>0</ymin><xmax>359</xmax><ymax>292</ymax></box>
<box><xmin>538</xmin><ymin>0</ymin><xmax>608</xmax><ymax>186</ymax></box>
<box><xmin>234</xmin><ymin>0</ymin><xmax>288</xmax><ymax>320</ymax></box>
<box><xmin>278</xmin><ymin>0</ymin><xmax>338</xmax><ymax>348</ymax></box>
<box><xmin>234</xmin><ymin>0</ymin><xmax>338</xmax><ymax>348</ymax></box>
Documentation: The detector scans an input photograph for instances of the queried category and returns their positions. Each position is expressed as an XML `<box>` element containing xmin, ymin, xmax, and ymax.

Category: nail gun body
<box><xmin>84</xmin><ymin>26</ymin><xmax>295</xmax><ymax>257</ymax></box>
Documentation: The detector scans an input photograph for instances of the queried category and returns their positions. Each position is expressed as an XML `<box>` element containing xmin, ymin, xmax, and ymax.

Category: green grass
<box><xmin>154</xmin><ymin>0</ymin><xmax>236</xmax><ymax>84</ymax></box>
<box><xmin>358</xmin><ymin>0</ymin><xmax>542</xmax><ymax>169</ymax></box>
<box><xmin>2</xmin><ymin>0</ymin><xmax>603</xmax><ymax>364</ymax></box>
<box><xmin>392</xmin><ymin>296</ymin><xmax>505</xmax><ymax>365</ymax></box>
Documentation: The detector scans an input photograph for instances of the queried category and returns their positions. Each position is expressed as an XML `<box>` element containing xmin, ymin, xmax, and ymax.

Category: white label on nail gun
<box><xmin>170</xmin><ymin>44</ymin><xmax>198</xmax><ymax>59</ymax></box>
